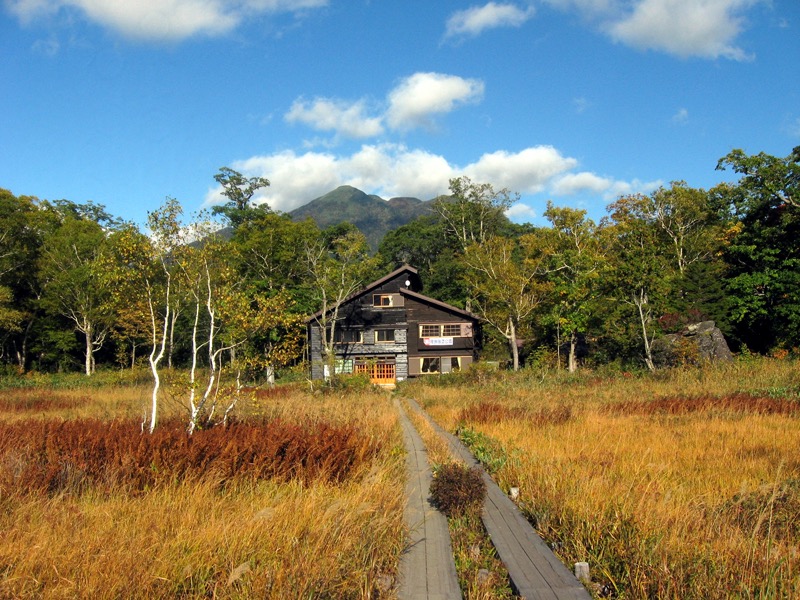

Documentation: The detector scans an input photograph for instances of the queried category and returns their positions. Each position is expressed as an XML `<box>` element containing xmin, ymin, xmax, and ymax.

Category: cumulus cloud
<box><xmin>607</xmin><ymin>0</ymin><xmax>754</xmax><ymax>60</ymax></box>
<box><xmin>5</xmin><ymin>0</ymin><xmax>327</xmax><ymax>40</ymax></box>
<box><xmin>386</xmin><ymin>72</ymin><xmax>485</xmax><ymax>130</ymax></box>
<box><xmin>285</xmin><ymin>97</ymin><xmax>384</xmax><ymax>138</ymax></box>
<box><xmin>465</xmin><ymin>146</ymin><xmax>578</xmax><ymax>194</ymax></box>
<box><xmin>541</xmin><ymin>0</ymin><xmax>757</xmax><ymax>60</ymax></box>
<box><xmin>603</xmin><ymin>177</ymin><xmax>663</xmax><ymax>200</ymax></box>
<box><xmin>444</xmin><ymin>2</ymin><xmax>535</xmax><ymax>39</ymax></box>
<box><xmin>204</xmin><ymin>145</ymin><xmax>456</xmax><ymax>213</ymax></box>
<box><xmin>284</xmin><ymin>72</ymin><xmax>486</xmax><ymax>140</ymax></box>
<box><xmin>203</xmin><ymin>143</ymin><xmax>646</xmax><ymax>216</ymax></box>
<box><xmin>506</xmin><ymin>203</ymin><xmax>537</xmax><ymax>220</ymax></box>
<box><xmin>551</xmin><ymin>171</ymin><xmax>615</xmax><ymax>195</ymax></box>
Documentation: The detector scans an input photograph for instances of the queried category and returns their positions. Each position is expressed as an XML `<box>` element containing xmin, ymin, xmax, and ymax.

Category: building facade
<box><xmin>307</xmin><ymin>265</ymin><xmax>480</xmax><ymax>385</ymax></box>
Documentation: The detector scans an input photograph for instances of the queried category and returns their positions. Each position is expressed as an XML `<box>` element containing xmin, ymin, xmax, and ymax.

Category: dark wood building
<box><xmin>307</xmin><ymin>265</ymin><xmax>480</xmax><ymax>385</ymax></box>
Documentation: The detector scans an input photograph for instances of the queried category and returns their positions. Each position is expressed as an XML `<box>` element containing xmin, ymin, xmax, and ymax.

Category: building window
<box><xmin>373</xmin><ymin>294</ymin><xmax>392</xmax><ymax>307</ymax></box>
<box><xmin>334</xmin><ymin>329</ymin><xmax>363</xmax><ymax>344</ymax></box>
<box><xmin>419</xmin><ymin>356</ymin><xmax>462</xmax><ymax>374</ymax></box>
<box><xmin>442</xmin><ymin>324</ymin><xmax>462</xmax><ymax>337</ymax></box>
<box><xmin>375</xmin><ymin>329</ymin><xmax>395</xmax><ymax>343</ymax></box>
<box><xmin>335</xmin><ymin>359</ymin><xmax>354</xmax><ymax>374</ymax></box>
<box><xmin>421</xmin><ymin>357</ymin><xmax>441</xmax><ymax>374</ymax></box>
<box><xmin>420</xmin><ymin>323</ymin><xmax>468</xmax><ymax>338</ymax></box>
<box><xmin>421</xmin><ymin>324</ymin><xmax>441</xmax><ymax>337</ymax></box>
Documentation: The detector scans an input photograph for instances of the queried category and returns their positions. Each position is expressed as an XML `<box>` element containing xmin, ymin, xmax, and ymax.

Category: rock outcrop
<box><xmin>652</xmin><ymin>321</ymin><xmax>733</xmax><ymax>367</ymax></box>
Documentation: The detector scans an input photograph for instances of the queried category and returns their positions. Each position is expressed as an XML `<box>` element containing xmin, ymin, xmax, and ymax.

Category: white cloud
<box><xmin>386</xmin><ymin>72</ymin><xmax>485</xmax><ymax>130</ymax></box>
<box><xmin>604</xmin><ymin>178</ymin><xmax>663</xmax><ymax>200</ymax></box>
<box><xmin>465</xmin><ymin>146</ymin><xmax>577</xmax><ymax>194</ymax></box>
<box><xmin>573</xmin><ymin>96</ymin><xmax>591</xmax><ymax>114</ymax></box>
<box><xmin>284</xmin><ymin>72</ymin><xmax>485</xmax><ymax>140</ymax></box>
<box><xmin>541</xmin><ymin>0</ymin><xmax>758</xmax><ymax>60</ymax></box>
<box><xmin>607</xmin><ymin>0</ymin><xmax>754</xmax><ymax>60</ymax></box>
<box><xmin>285</xmin><ymin>97</ymin><xmax>384</xmax><ymax>138</ymax></box>
<box><xmin>506</xmin><ymin>203</ymin><xmax>537</xmax><ymax>221</ymax></box>
<box><xmin>203</xmin><ymin>145</ymin><xmax>456</xmax><ymax>213</ymax></box>
<box><xmin>203</xmin><ymin>144</ymin><xmax>661</xmax><ymax>218</ymax></box>
<box><xmin>551</xmin><ymin>171</ymin><xmax>614</xmax><ymax>195</ymax></box>
<box><xmin>671</xmin><ymin>107</ymin><xmax>689</xmax><ymax>124</ymax></box>
<box><xmin>6</xmin><ymin>0</ymin><xmax>327</xmax><ymax>40</ymax></box>
<box><xmin>444</xmin><ymin>2</ymin><xmax>535</xmax><ymax>39</ymax></box>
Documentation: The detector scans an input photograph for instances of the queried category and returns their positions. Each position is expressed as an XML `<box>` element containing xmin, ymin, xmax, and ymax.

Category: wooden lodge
<box><xmin>307</xmin><ymin>265</ymin><xmax>481</xmax><ymax>386</ymax></box>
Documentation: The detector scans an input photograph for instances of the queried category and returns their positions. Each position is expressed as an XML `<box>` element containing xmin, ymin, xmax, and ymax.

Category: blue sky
<box><xmin>2</xmin><ymin>0</ymin><xmax>798</xmax><ymax>227</ymax></box>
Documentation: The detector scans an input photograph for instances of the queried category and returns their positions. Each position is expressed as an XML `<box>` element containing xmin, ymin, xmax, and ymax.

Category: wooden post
<box><xmin>574</xmin><ymin>562</ymin><xmax>590</xmax><ymax>583</ymax></box>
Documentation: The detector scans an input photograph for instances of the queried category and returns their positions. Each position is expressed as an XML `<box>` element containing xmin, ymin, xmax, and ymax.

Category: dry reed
<box><xmin>0</xmin><ymin>382</ymin><xmax>405</xmax><ymax>599</ymax></box>
<box><xmin>407</xmin><ymin>359</ymin><xmax>800</xmax><ymax>598</ymax></box>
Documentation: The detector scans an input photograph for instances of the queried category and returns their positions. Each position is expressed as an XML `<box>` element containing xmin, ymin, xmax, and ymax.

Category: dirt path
<box><xmin>403</xmin><ymin>397</ymin><xmax>591</xmax><ymax>600</ymax></box>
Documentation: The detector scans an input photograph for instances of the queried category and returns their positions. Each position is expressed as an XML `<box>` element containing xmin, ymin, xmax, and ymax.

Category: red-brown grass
<box><xmin>0</xmin><ymin>389</ymin><xmax>87</xmax><ymax>412</ymax></box>
<box><xmin>606</xmin><ymin>392</ymin><xmax>800</xmax><ymax>417</ymax></box>
<box><xmin>459</xmin><ymin>401</ymin><xmax>572</xmax><ymax>427</ymax></box>
<box><xmin>0</xmin><ymin>417</ymin><xmax>380</xmax><ymax>497</ymax></box>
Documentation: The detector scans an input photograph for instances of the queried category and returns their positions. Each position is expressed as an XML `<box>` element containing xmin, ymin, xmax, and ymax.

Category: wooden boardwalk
<box><xmin>405</xmin><ymin>397</ymin><xmax>591</xmax><ymax>600</ymax></box>
<box><xmin>395</xmin><ymin>399</ymin><xmax>462</xmax><ymax>599</ymax></box>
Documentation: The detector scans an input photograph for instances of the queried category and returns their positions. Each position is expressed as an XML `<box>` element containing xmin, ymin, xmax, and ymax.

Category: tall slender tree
<box><xmin>543</xmin><ymin>202</ymin><xmax>603</xmax><ymax>372</ymax></box>
<box><xmin>462</xmin><ymin>233</ymin><xmax>551</xmax><ymax>371</ymax></box>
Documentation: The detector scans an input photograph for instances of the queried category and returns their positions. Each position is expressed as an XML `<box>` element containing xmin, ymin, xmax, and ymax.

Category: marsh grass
<box><xmin>0</xmin><ymin>380</ymin><xmax>405</xmax><ymax>598</ymax></box>
<box><xmin>407</xmin><ymin>358</ymin><xmax>800</xmax><ymax>599</ymax></box>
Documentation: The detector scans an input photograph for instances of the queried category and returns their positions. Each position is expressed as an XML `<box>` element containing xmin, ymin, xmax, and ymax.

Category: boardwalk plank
<box><xmin>405</xmin><ymin>398</ymin><xmax>591</xmax><ymax>600</ymax></box>
<box><xmin>395</xmin><ymin>400</ymin><xmax>462</xmax><ymax>600</ymax></box>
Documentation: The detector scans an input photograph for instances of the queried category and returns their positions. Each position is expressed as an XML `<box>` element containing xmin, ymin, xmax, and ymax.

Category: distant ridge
<box><xmin>288</xmin><ymin>185</ymin><xmax>433</xmax><ymax>250</ymax></box>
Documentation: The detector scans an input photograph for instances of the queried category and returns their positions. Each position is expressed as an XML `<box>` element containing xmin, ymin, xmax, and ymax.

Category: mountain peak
<box><xmin>289</xmin><ymin>186</ymin><xmax>432</xmax><ymax>251</ymax></box>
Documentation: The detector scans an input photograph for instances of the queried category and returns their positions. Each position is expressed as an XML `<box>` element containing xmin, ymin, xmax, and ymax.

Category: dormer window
<box><xmin>373</xmin><ymin>294</ymin><xmax>393</xmax><ymax>307</ymax></box>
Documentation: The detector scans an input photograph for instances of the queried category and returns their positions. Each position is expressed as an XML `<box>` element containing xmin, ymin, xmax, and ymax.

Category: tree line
<box><xmin>1</xmin><ymin>146</ymin><xmax>797</xmax><ymax>388</ymax></box>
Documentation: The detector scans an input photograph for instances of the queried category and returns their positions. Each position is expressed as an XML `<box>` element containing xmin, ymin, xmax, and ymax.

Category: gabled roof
<box><xmin>306</xmin><ymin>264</ymin><xmax>420</xmax><ymax>322</ymax></box>
<box><xmin>399</xmin><ymin>288</ymin><xmax>479</xmax><ymax>321</ymax></box>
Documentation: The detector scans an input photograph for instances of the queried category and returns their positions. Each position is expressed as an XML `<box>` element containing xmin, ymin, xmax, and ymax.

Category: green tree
<box><xmin>650</xmin><ymin>181</ymin><xmax>718</xmax><ymax>276</ymax></box>
<box><xmin>462</xmin><ymin>233</ymin><xmax>551</xmax><ymax>371</ymax></box>
<box><xmin>0</xmin><ymin>189</ymin><xmax>49</xmax><ymax>371</ymax></box>
<box><xmin>306</xmin><ymin>226</ymin><xmax>378</xmax><ymax>382</ymax></box>
<box><xmin>377</xmin><ymin>214</ymin><xmax>470</xmax><ymax>307</ymax></box>
<box><xmin>38</xmin><ymin>213</ymin><xmax>116</xmax><ymax>376</ymax></box>
<box><xmin>543</xmin><ymin>202</ymin><xmax>603</xmax><ymax>372</ymax></box>
<box><xmin>212</xmin><ymin>167</ymin><xmax>271</xmax><ymax>227</ymax></box>
<box><xmin>602</xmin><ymin>195</ymin><xmax>671</xmax><ymax>370</ymax></box>
<box><xmin>433</xmin><ymin>176</ymin><xmax>515</xmax><ymax>251</ymax></box>
<box><xmin>104</xmin><ymin>199</ymin><xmax>182</xmax><ymax>432</ymax></box>
<box><xmin>715</xmin><ymin>147</ymin><xmax>800</xmax><ymax>351</ymax></box>
<box><xmin>231</xmin><ymin>212</ymin><xmax>319</xmax><ymax>304</ymax></box>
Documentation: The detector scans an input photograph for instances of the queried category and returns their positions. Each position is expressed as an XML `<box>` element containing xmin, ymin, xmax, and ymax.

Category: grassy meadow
<box><xmin>402</xmin><ymin>358</ymin><xmax>800</xmax><ymax>599</ymax></box>
<box><xmin>2</xmin><ymin>359</ymin><xmax>798</xmax><ymax>599</ymax></box>
<box><xmin>0</xmin><ymin>375</ymin><xmax>405</xmax><ymax>599</ymax></box>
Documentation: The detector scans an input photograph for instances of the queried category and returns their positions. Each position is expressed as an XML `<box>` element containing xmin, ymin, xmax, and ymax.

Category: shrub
<box><xmin>430</xmin><ymin>462</ymin><xmax>486</xmax><ymax>518</ymax></box>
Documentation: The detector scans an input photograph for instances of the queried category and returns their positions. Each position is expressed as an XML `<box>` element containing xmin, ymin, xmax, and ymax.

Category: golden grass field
<box><xmin>1</xmin><ymin>359</ymin><xmax>798</xmax><ymax>599</ymax></box>
<box><xmin>405</xmin><ymin>359</ymin><xmax>800</xmax><ymax>599</ymax></box>
<box><xmin>0</xmin><ymin>379</ymin><xmax>405</xmax><ymax>599</ymax></box>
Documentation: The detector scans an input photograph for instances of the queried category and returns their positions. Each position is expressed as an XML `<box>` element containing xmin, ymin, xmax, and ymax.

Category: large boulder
<box><xmin>652</xmin><ymin>321</ymin><xmax>733</xmax><ymax>367</ymax></box>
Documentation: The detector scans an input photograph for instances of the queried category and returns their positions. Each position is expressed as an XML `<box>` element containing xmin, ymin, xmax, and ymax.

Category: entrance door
<box><xmin>355</xmin><ymin>360</ymin><xmax>396</xmax><ymax>385</ymax></box>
